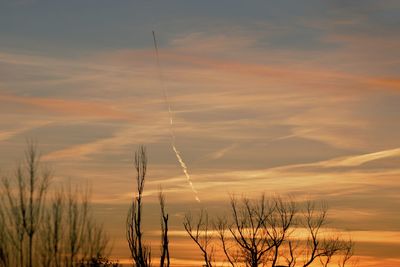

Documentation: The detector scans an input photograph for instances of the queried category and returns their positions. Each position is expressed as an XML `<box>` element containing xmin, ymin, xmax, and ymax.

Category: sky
<box><xmin>0</xmin><ymin>0</ymin><xmax>400</xmax><ymax>266</ymax></box>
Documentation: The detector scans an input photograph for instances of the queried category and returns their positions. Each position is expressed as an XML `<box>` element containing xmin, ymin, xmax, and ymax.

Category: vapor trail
<box><xmin>152</xmin><ymin>31</ymin><xmax>201</xmax><ymax>203</ymax></box>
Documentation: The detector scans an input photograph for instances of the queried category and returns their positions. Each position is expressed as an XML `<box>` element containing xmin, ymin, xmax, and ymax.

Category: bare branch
<box><xmin>183</xmin><ymin>210</ymin><xmax>214</xmax><ymax>267</ymax></box>
<box><xmin>159</xmin><ymin>190</ymin><xmax>170</xmax><ymax>267</ymax></box>
<box><xmin>126</xmin><ymin>146</ymin><xmax>151</xmax><ymax>267</ymax></box>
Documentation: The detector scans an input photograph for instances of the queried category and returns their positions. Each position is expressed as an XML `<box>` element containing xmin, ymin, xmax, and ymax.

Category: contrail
<box><xmin>152</xmin><ymin>31</ymin><xmax>201</xmax><ymax>203</ymax></box>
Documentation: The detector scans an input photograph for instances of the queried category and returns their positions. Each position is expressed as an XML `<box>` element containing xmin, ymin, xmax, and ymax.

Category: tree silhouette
<box><xmin>126</xmin><ymin>146</ymin><xmax>170</xmax><ymax>267</ymax></box>
<box><xmin>159</xmin><ymin>190</ymin><xmax>170</xmax><ymax>267</ymax></box>
<box><xmin>126</xmin><ymin>146</ymin><xmax>151</xmax><ymax>267</ymax></box>
<box><xmin>0</xmin><ymin>143</ymin><xmax>115</xmax><ymax>267</ymax></box>
<box><xmin>1</xmin><ymin>142</ymin><xmax>50</xmax><ymax>267</ymax></box>
<box><xmin>185</xmin><ymin>195</ymin><xmax>355</xmax><ymax>267</ymax></box>
<box><xmin>184</xmin><ymin>210</ymin><xmax>214</xmax><ymax>267</ymax></box>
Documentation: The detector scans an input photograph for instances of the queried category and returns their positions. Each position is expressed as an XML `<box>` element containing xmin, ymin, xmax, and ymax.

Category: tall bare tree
<box><xmin>83</xmin><ymin>217</ymin><xmax>110</xmax><ymax>263</ymax></box>
<box><xmin>0</xmin><ymin>198</ymin><xmax>10</xmax><ymax>267</ymax></box>
<box><xmin>126</xmin><ymin>146</ymin><xmax>172</xmax><ymax>267</ymax></box>
<box><xmin>39</xmin><ymin>185</ymin><xmax>113</xmax><ymax>267</ymax></box>
<box><xmin>126</xmin><ymin>146</ymin><xmax>151</xmax><ymax>267</ymax></box>
<box><xmin>64</xmin><ymin>185</ymin><xmax>89</xmax><ymax>267</ymax></box>
<box><xmin>1</xmin><ymin>143</ymin><xmax>114</xmax><ymax>267</ymax></box>
<box><xmin>1</xmin><ymin>142</ymin><xmax>51</xmax><ymax>267</ymax></box>
<box><xmin>2</xmin><ymin>169</ymin><xmax>26</xmax><ymax>267</ymax></box>
<box><xmin>39</xmin><ymin>190</ymin><xmax>64</xmax><ymax>267</ymax></box>
<box><xmin>159</xmin><ymin>190</ymin><xmax>170</xmax><ymax>267</ymax></box>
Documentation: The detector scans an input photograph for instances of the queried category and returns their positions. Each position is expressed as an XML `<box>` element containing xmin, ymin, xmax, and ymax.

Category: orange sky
<box><xmin>0</xmin><ymin>1</ymin><xmax>400</xmax><ymax>266</ymax></box>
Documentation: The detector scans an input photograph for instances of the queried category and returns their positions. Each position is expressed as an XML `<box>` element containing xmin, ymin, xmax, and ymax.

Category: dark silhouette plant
<box><xmin>0</xmin><ymin>143</ymin><xmax>114</xmax><ymax>267</ymax></box>
<box><xmin>126</xmin><ymin>146</ymin><xmax>170</xmax><ymax>267</ymax></box>
<box><xmin>185</xmin><ymin>195</ymin><xmax>355</xmax><ymax>267</ymax></box>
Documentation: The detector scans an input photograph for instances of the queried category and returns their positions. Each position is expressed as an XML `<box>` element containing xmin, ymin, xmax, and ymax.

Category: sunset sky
<box><xmin>1</xmin><ymin>0</ymin><xmax>400</xmax><ymax>266</ymax></box>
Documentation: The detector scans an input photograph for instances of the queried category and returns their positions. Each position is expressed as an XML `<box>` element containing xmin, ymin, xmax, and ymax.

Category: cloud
<box><xmin>169</xmin><ymin>32</ymin><xmax>257</xmax><ymax>55</ymax></box>
<box><xmin>0</xmin><ymin>120</ymin><xmax>52</xmax><ymax>141</ymax></box>
<box><xmin>1</xmin><ymin>5</ymin><xmax>400</xmax><ymax>266</ymax></box>
<box><xmin>316</xmin><ymin>147</ymin><xmax>400</xmax><ymax>168</ymax></box>
<box><xmin>0</xmin><ymin>93</ymin><xmax>132</xmax><ymax>120</ymax></box>
<box><xmin>207</xmin><ymin>143</ymin><xmax>237</xmax><ymax>160</ymax></box>
<box><xmin>42</xmin><ymin>123</ymin><xmax>168</xmax><ymax>161</ymax></box>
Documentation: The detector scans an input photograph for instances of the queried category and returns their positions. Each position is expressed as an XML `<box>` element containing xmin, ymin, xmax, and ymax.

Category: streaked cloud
<box><xmin>1</xmin><ymin>2</ymin><xmax>399</xmax><ymax>265</ymax></box>
<box><xmin>316</xmin><ymin>147</ymin><xmax>400</xmax><ymax>167</ymax></box>
<box><xmin>0</xmin><ymin>93</ymin><xmax>132</xmax><ymax>120</ymax></box>
<box><xmin>0</xmin><ymin>120</ymin><xmax>52</xmax><ymax>141</ymax></box>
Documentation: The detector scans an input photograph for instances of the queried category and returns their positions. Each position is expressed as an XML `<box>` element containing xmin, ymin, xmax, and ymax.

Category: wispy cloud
<box><xmin>0</xmin><ymin>93</ymin><xmax>132</xmax><ymax>120</ymax></box>
<box><xmin>1</xmin><ymin>15</ymin><xmax>400</xmax><ymax>265</ymax></box>
<box><xmin>207</xmin><ymin>143</ymin><xmax>237</xmax><ymax>160</ymax></box>
<box><xmin>0</xmin><ymin>120</ymin><xmax>52</xmax><ymax>141</ymax></box>
<box><xmin>42</xmin><ymin>122</ymin><xmax>168</xmax><ymax>161</ymax></box>
<box><xmin>316</xmin><ymin>147</ymin><xmax>400</xmax><ymax>168</ymax></box>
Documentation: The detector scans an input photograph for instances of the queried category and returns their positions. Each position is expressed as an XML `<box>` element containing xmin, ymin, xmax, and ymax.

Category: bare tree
<box><xmin>298</xmin><ymin>202</ymin><xmax>355</xmax><ymax>267</ymax></box>
<box><xmin>126</xmin><ymin>146</ymin><xmax>151</xmax><ymax>267</ymax></box>
<box><xmin>38</xmin><ymin>184</ymin><xmax>112</xmax><ymax>267</ymax></box>
<box><xmin>83</xmin><ymin>218</ymin><xmax>110</xmax><ymax>263</ymax></box>
<box><xmin>183</xmin><ymin>210</ymin><xmax>214</xmax><ymax>267</ymax></box>
<box><xmin>51</xmin><ymin>191</ymin><xmax>64</xmax><ymax>267</ymax></box>
<box><xmin>301</xmin><ymin>201</ymin><xmax>328</xmax><ymax>267</ymax></box>
<box><xmin>159</xmin><ymin>190</ymin><xmax>170</xmax><ymax>267</ymax></box>
<box><xmin>0</xmin><ymin>198</ymin><xmax>10</xmax><ymax>267</ymax></box>
<box><xmin>267</xmin><ymin>197</ymin><xmax>297</xmax><ymax>267</ymax></box>
<box><xmin>339</xmin><ymin>240</ymin><xmax>355</xmax><ymax>267</ymax></box>
<box><xmin>187</xmin><ymin>195</ymin><xmax>354</xmax><ymax>267</ymax></box>
<box><xmin>2</xmin><ymin>169</ymin><xmax>26</xmax><ymax>267</ymax></box>
<box><xmin>25</xmin><ymin>144</ymin><xmax>51</xmax><ymax>267</ymax></box>
<box><xmin>0</xmin><ymin>143</ymin><xmax>114</xmax><ymax>267</ymax></box>
<box><xmin>126</xmin><ymin>146</ymin><xmax>174</xmax><ymax>267</ymax></box>
<box><xmin>65</xmin><ymin>185</ymin><xmax>89</xmax><ymax>267</ymax></box>
<box><xmin>215</xmin><ymin>217</ymin><xmax>238</xmax><ymax>267</ymax></box>
<box><xmin>39</xmin><ymin>190</ymin><xmax>64</xmax><ymax>267</ymax></box>
<box><xmin>222</xmin><ymin>195</ymin><xmax>275</xmax><ymax>267</ymax></box>
<box><xmin>1</xmin><ymin>142</ymin><xmax>51</xmax><ymax>267</ymax></box>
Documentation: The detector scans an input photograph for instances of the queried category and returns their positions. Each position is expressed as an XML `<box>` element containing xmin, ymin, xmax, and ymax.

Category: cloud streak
<box><xmin>1</xmin><ymin>11</ymin><xmax>399</xmax><ymax>265</ymax></box>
